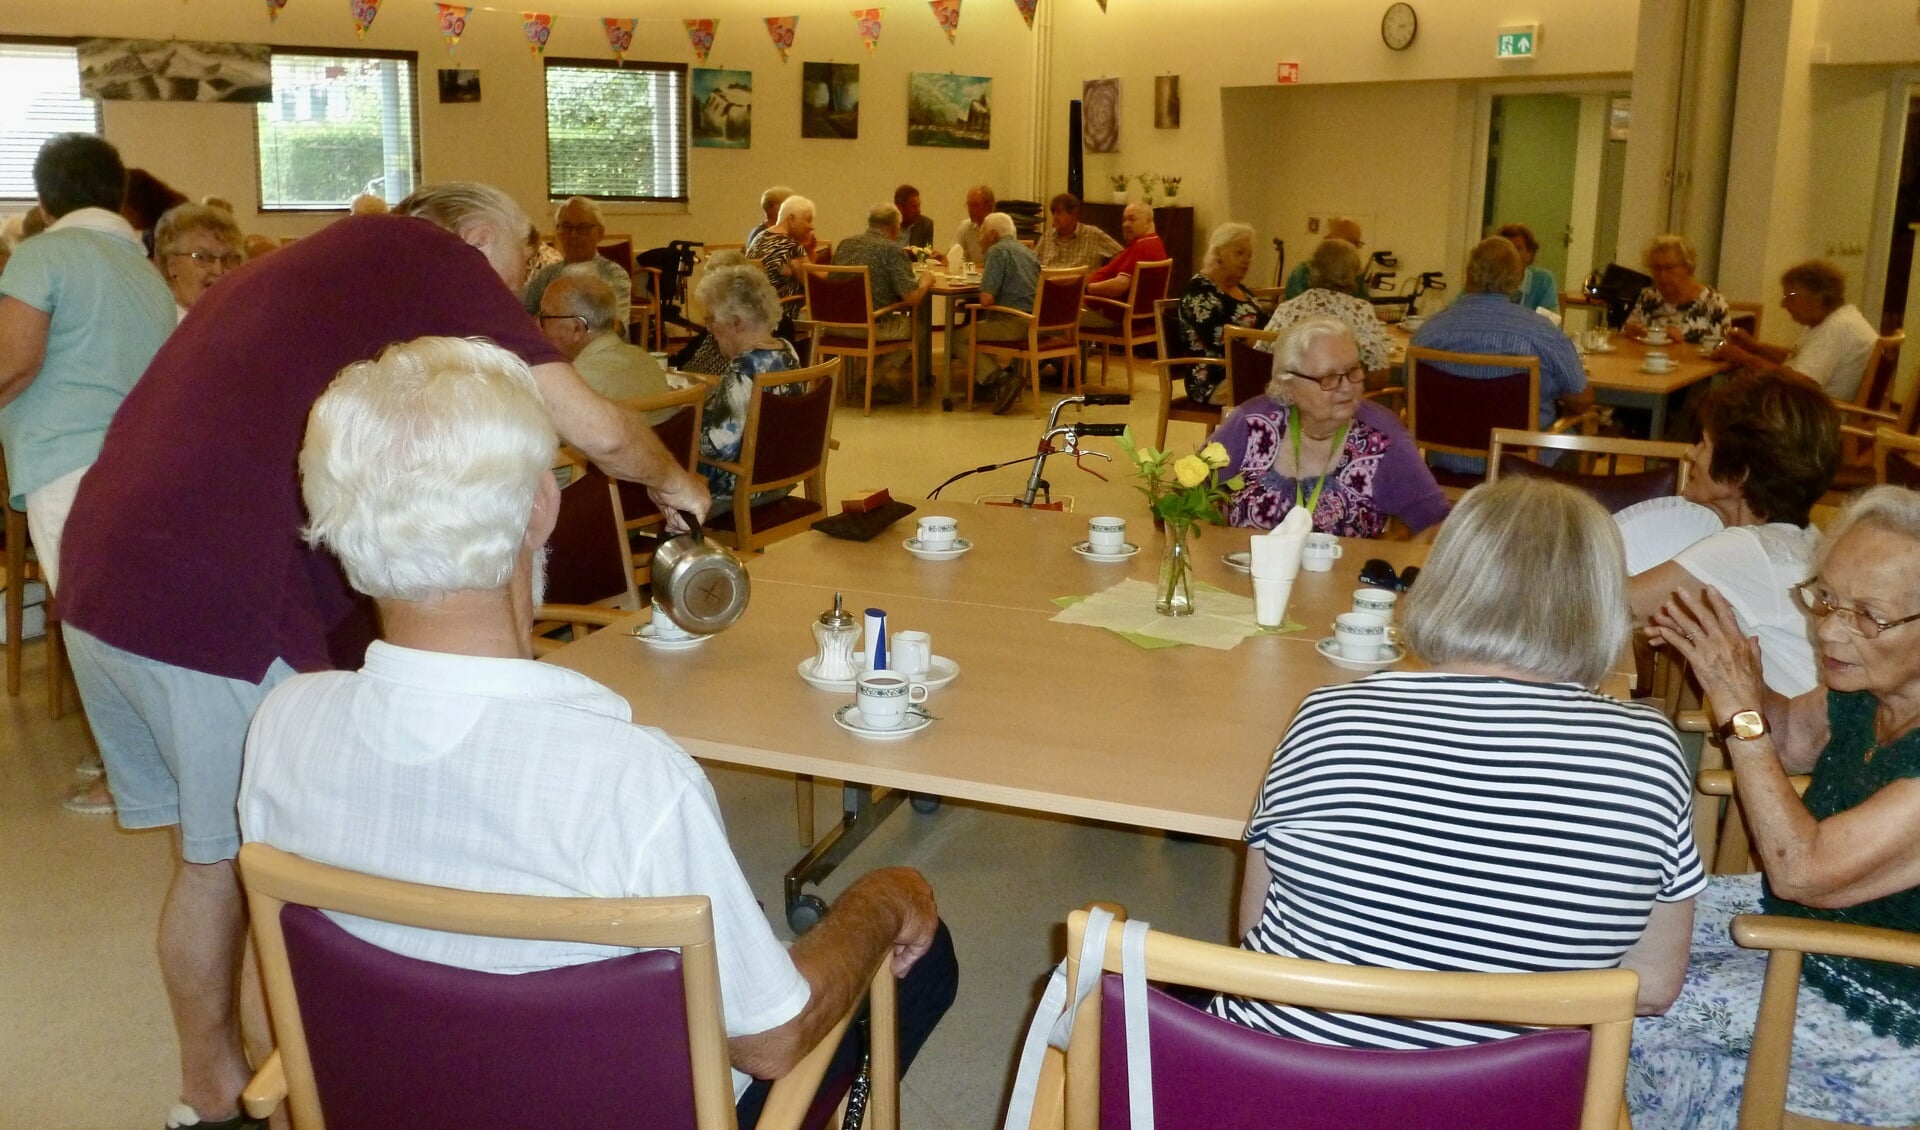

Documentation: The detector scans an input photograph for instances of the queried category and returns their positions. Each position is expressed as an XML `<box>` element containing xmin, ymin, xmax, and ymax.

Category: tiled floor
<box><xmin>2</xmin><ymin>368</ymin><xmax>1250</xmax><ymax>1128</ymax></box>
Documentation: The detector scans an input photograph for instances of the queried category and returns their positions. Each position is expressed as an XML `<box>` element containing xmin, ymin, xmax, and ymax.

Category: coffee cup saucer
<box><xmin>1640</xmin><ymin>362</ymin><xmax>1676</xmax><ymax>375</ymax></box>
<box><xmin>1222</xmin><ymin>550</ymin><xmax>1253</xmax><ymax>573</ymax></box>
<box><xmin>903</xmin><ymin>536</ymin><xmax>973</xmax><ymax>561</ymax></box>
<box><xmin>833</xmin><ymin>703</ymin><xmax>933</xmax><ymax>739</ymax></box>
<box><xmin>798</xmin><ymin>654</ymin><xmax>959</xmax><ymax>693</ymax></box>
<box><xmin>1072</xmin><ymin>540</ymin><xmax>1139</xmax><ymax>561</ymax></box>
<box><xmin>1315</xmin><ymin>636</ymin><xmax>1405</xmax><ymax>672</ymax></box>
<box><xmin>632</xmin><ymin>618</ymin><xmax>712</xmax><ymax>650</ymax></box>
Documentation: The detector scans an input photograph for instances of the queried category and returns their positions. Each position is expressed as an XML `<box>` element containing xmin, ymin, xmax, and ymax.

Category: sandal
<box><xmin>62</xmin><ymin>778</ymin><xmax>115</xmax><ymax>815</ymax></box>
<box><xmin>166</xmin><ymin>1103</ymin><xmax>267</xmax><ymax>1130</ymax></box>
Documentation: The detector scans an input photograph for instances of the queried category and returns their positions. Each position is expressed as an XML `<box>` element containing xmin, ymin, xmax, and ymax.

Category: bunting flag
<box><xmin>435</xmin><ymin>4</ymin><xmax>470</xmax><ymax>53</ymax></box>
<box><xmin>1013</xmin><ymin>0</ymin><xmax>1036</xmax><ymax>28</ymax></box>
<box><xmin>685</xmin><ymin>18</ymin><xmax>718</xmax><ymax>61</ymax></box>
<box><xmin>851</xmin><ymin>8</ymin><xmax>883</xmax><ymax>53</ymax></box>
<box><xmin>602</xmin><ymin>17</ymin><xmax>637</xmax><ymax>61</ymax></box>
<box><xmin>522</xmin><ymin>12</ymin><xmax>555</xmax><ymax>54</ymax></box>
<box><xmin>1094</xmin><ymin>0</ymin><xmax>1106</xmax><ymax>9</ymax></box>
<box><xmin>928</xmin><ymin>0</ymin><xmax>959</xmax><ymax>42</ymax></box>
<box><xmin>349</xmin><ymin>0</ymin><xmax>381</xmax><ymax>37</ymax></box>
<box><xmin>266</xmin><ymin>0</ymin><xmax>290</xmax><ymax>22</ymax></box>
<box><xmin>764</xmin><ymin>16</ymin><xmax>797</xmax><ymax>62</ymax></box>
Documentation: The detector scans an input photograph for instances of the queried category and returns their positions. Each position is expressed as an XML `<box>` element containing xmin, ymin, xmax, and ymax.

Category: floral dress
<box><xmin>1176</xmin><ymin>274</ymin><xmax>1263</xmax><ymax>403</ymax></box>
<box><xmin>699</xmin><ymin>341</ymin><xmax>803</xmax><ymax>504</ymax></box>
<box><xmin>1624</xmin><ymin>285</ymin><xmax>1729</xmax><ymax>343</ymax></box>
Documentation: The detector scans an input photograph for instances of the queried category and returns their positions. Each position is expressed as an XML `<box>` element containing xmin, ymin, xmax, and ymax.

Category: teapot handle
<box><xmin>671</xmin><ymin>509</ymin><xmax>705</xmax><ymax>542</ymax></box>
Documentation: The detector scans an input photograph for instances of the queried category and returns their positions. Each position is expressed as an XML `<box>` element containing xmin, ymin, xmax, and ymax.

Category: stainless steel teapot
<box><xmin>648</xmin><ymin>512</ymin><xmax>750</xmax><ymax>635</ymax></box>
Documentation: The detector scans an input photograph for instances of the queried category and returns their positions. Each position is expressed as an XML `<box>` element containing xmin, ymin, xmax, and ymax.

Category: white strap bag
<box><xmin>1003</xmin><ymin>908</ymin><xmax>1156</xmax><ymax>1130</ymax></box>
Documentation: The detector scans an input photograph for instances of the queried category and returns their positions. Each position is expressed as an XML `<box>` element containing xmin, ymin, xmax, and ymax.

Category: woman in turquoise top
<box><xmin>1497</xmin><ymin>223</ymin><xmax>1559</xmax><ymax>314</ymax></box>
<box><xmin>1627</xmin><ymin>485</ymin><xmax>1920</xmax><ymax>1129</ymax></box>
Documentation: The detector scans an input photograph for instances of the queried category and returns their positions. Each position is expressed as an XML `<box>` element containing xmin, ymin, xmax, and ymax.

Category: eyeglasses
<box><xmin>556</xmin><ymin>222</ymin><xmax>600</xmax><ymax>234</ymax></box>
<box><xmin>1285</xmin><ymin>366</ymin><xmax>1367</xmax><ymax>392</ymax></box>
<box><xmin>537</xmin><ymin>313</ymin><xmax>586</xmax><ymax>329</ymax></box>
<box><xmin>1359</xmin><ymin>558</ymin><xmax>1420</xmax><ymax>593</ymax></box>
<box><xmin>170</xmin><ymin>250</ymin><xmax>244</xmax><ymax>269</ymax></box>
<box><xmin>1792</xmin><ymin>580</ymin><xmax>1920</xmax><ymax>640</ymax></box>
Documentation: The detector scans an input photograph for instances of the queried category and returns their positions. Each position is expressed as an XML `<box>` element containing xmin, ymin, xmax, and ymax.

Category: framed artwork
<box><xmin>1082</xmin><ymin>77</ymin><xmax>1119</xmax><ymax>152</ymax></box>
<box><xmin>1154</xmin><ymin>75</ymin><xmax>1179</xmax><ymax>129</ymax></box>
<box><xmin>691</xmin><ymin>68</ymin><xmax>753</xmax><ymax>149</ymax></box>
<box><xmin>437</xmin><ymin>69</ymin><xmax>481</xmax><ymax>104</ymax></box>
<box><xmin>802</xmin><ymin>62</ymin><xmax>860</xmax><ymax>139</ymax></box>
<box><xmin>907</xmin><ymin>72</ymin><xmax>991</xmax><ymax>149</ymax></box>
<box><xmin>77</xmin><ymin>38</ymin><xmax>272</xmax><ymax>102</ymax></box>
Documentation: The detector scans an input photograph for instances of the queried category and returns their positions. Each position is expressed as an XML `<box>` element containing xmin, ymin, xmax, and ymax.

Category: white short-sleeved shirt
<box><xmin>239</xmin><ymin>642</ymin><xmax>811</xmax><ymax>1098</ymax></box>
<box><xmin>1672</xmin><ymin>523</ymin><xmax>1820</xmax><ymax>696</ymax></box>
<box><xmin>1789</xmin><ymin>304</ymin><xmax>1878</xmax><ymax>402</ymax></box>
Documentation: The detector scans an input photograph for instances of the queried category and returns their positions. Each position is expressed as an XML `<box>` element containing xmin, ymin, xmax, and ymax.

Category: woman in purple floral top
<box><xmin>1208</xmin><ymin>316</ymin><xmax>1449</xmax><ymax>538</ymax></box>
<box><xmin>1176</xmin><ymin>223</ymin><xmax>1265</xmax><ymax>404</ymax></box>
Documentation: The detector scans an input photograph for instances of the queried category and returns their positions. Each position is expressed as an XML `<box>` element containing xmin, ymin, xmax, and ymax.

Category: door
<box><xmin>1484</xmin><ymin>94</ymin><xmax>1581</xmax><ymax>288</ymax></box>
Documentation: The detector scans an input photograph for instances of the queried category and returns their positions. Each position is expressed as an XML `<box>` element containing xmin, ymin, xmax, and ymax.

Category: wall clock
<box><xmin>1382</xmin><ymin>3</ymin><xmax>1418</xmax><ymax>50</ymax></box>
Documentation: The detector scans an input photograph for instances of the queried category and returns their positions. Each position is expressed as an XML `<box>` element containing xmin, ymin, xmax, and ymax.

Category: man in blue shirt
<box><xmin>970</xmin><ymin>212</ymin><xmax>1040</xmax><ymax>414</ymax></box>
<box><xmin>1409</xmin><ymin>236</ymin><xmax>1592</xmax><ymax>474</ymax></box>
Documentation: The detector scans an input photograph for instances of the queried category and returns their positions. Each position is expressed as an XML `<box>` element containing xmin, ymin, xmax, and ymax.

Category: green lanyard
<box><xmin>1289</xmin><ymin>404</ymin><xmax>1351</xmax><ymax>516</ymax></box>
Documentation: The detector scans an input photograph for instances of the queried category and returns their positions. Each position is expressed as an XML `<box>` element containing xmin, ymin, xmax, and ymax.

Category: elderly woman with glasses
<box><xmin>1206</xmin><ymin>316</ymin><xmax>1448</xmax><ymax>537</ymax></box>
<box><xmin>1623</xmin><ymin>233</ymin><xmax>1729</xmax><ymax>344</ymax></box>
<box><xmin>692</xmin><ymin>251</ymin><xmax>803</xmax><ymax>508</ymax></box>
<box><xmin>1628</xmin><ymin>485</ymin><xmax>1920</xmax><ymax>1130</ymax></box>
<box><xmin>153</xmin><ymin>203</ymin><xmax>245</xmax><ymax>320</ymax></box>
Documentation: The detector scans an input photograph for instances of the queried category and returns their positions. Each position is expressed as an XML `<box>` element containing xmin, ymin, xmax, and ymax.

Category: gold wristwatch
<box><xmin>1716</xmin><ymin>709</ymin><xmax>1768</xmax><ymax>742</ymax></box>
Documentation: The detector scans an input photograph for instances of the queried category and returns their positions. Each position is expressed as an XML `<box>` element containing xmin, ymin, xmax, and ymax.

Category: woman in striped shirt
<box><xmin>1215</xmin><ymin>476</ymin><xmax>1704</xmax><ymax>1048</ymax></box>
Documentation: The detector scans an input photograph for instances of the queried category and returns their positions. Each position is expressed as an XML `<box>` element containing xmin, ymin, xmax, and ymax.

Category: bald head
<box><xmin>538</xmin><ymin>265</ymin><xmax>618</xmax><ymax>359</ymax></box>
<box><xmin>1121</xmin><ymin>201</ymin><xmax>1155</xmax><ymax>242</ymax></box>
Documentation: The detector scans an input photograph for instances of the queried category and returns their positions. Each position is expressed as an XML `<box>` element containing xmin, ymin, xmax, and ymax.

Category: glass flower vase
<box><xmin>1156</xmin><ymin>518</ymin><xmax>1195</xmax><ymax>617</ymax></box>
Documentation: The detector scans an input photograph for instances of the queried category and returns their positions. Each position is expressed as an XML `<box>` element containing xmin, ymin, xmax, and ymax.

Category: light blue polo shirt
<box><xmin>0</xmin><ymin>210</ymin><xmax>174</xmax><ymax>507</ymax></box>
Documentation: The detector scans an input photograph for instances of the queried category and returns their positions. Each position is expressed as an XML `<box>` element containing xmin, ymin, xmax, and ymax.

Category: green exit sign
<box><xmin>1497</xmin><ymin>25</ymin><xmax>1538</xmax><ymax>58</ymax></box>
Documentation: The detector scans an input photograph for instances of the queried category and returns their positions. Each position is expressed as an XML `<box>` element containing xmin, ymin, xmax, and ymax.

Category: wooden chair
<box><xmin>614</xmin><ymin>384</ymin><xmax>706</xmax><ymax>586</ymax></box>
<box><xmin>1873</xmin><ymin>426</ymin><xmax>1920</xmax><ymax>488</ymax></box>
<box><xmin>1032</xmin><ymin>906</ymin><xmax>1638</xmax><ymax>1130</ymax></box>
<box><xmin>238</xmin><ymin>842</ymin><xmax>898</xmax><ymax>1130</ymax></box>
<box><xmin>1147</xmin><ymin>298</ymin><xmax>1223</xmax><ymax>447</ymax></box>
<box><xmin>1728</xmin><ymin>300</ymin><xmax>1764</xmax><ymax>338</ymax></box>
<box><xmin>1728</xmin><ymin>913</ymin><xmax>1920</xmax><ymax>1130</ymax></box>
<box><xmin>701</xmin><ymin>358</ymin><xmax>840</xmax><ymax>554</ymax></box>
<box><xmin>1080</xmin><ymin>258</ymin><xmax>1174</xmax><ymax>394</ymax></box>
<box><xmin>1487</xmin><ymin>429</ymin><xmax>1693</xmax><ymax>513</ymax></box>
<box><xmin>1221</xmin><ymin>326</ymin><xmax>1279</xmax><ymax>409</ymax></box>
<box><xmin>532</xmin><ymin>465</ymin><xmax>638</xmax><ymax>655</ymax></box>
<box><xmin>1</xmin><ymin>453</ymin><xmax>66</xmax><ymax>717</ymax></box>
<box><xmin>966</xmin><ymin>268</ymin><xmax>1088</xmax><ymax>419</ymax></box>
<box><xmin>804</xmin><ymin>265</ymin><xmax>920</xmax><ymax>416</ymax></box>
<box><xmin>596</xmin><ymin>236</ymin><xmax>660</xmax><ymax>349</ymax></box>
<box><xmin>1832</xmin><ymin>331</ymin><xmax>1908</xmax><ymax>482</ymax></box>
<box><xmin>1406</xmin><ymin>346</ymin><xmax>1585</xmax><ymax>492</ymax></box>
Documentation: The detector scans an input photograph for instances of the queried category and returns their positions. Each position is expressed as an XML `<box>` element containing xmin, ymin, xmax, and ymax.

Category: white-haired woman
<box><xmin>1207</xmin><ymin>317</ymin><xmax>1447</xmax><ymax>537</ymax></box>
<box><xmin>1175</xmin><ymin>222</ymin><xmax>1264</xmax><ymax>403</ymax></box>
<box><xmin>694</xmin><ymin>252</ymin><xmax>803</xmax><ymax>506</ymax></box>
<box><xmin>1624</xmin><ymin>233</ymin><xmax>1728</xmax><ymax>343</ymax></box>
<box><xmin>1217</xmin><ymin>476</ymin><xmax>1701</xmax><ymax>1047</ymax></box>
<box><xmin>154</xmin><ymin>203</ymin><xmax>245</xmax><ymax>320</ymax></box>
<box><xmin>746</xmin><ymin>194</ymin><xmax>819</xmax><ymax>300</ymax></box>
<box><xmin>1629</xmin><ymin>485</ymin><xmax>1920</xmax><ymax>1129</ymax></box>
<box><xmin>1258</xmin><ymin>237</ymin><xmax>1392</xmax><ymax>373</ymax></box>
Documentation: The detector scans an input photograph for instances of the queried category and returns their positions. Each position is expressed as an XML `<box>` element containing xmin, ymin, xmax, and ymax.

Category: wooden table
<box><xmin>910</xmin><ymin>272</ymin><xmax>982</xmax><ymax>411</ymax></box>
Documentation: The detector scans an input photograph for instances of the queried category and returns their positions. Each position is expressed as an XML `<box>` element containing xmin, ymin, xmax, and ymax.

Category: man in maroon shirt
<box><xmin>1085</xmin><ymin>201</ymin><xmax>1167</xmax><ymax>301</ymax></box>
<box><xmin>56</xmin><ymin>181</ymin><xmax>708</xmax><ymax>1129</ymax></box>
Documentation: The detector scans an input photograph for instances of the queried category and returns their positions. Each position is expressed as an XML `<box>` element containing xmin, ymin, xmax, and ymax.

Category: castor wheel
<box><xmin>786</xmin><ymin>893</ymin><xmax>828</xmax><ymax>933</ymax></box>
<box><xmin>910</xmin><ymin>794</ymin><xmax>942</xmax><ymax>814</ymax></box>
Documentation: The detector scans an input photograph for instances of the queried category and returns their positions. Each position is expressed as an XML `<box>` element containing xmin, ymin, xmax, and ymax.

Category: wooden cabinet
<box><xmin>1076</xmin><ymin>202</ymin><xmax>1195</xmax><ymax>288</ymax></box>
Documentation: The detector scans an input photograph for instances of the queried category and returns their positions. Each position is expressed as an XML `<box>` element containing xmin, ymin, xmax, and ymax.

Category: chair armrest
<box><xmin>1081</xmin><ymin>295</ymin><xmax>1128</xmax><ymax>316</ymax></box>
<box><xmin>757</xmin><ymin>957</ymin><xmax>898</xmax><ymax>1130</ymax></box>
<box><xmin>965</xmin><ymin>304</ymin><xmax>1035</xmax><ymax>323</ymax></box>
<box><xmin>1365</xmin><ymin>387</ymin><xmax>1407</xmax><ymax>408</ymax></box>
<box><xmin>1249</xmin><ymin>286</ymin><xmax>1285</xmax><ymax>306</ymax></box>
<box><xmin>1732</xmin><ymin>914</ymin><xmax>1920</xmax><ymax>966</ymax></box>
<box><xmin>1545</xmin><ymin>410</ymin><xmax>1597</xmax><ymax>436</ymax></box>
<box><xmin>242</xmin><ymin>1050</ymin><xmax>286</xmax><ymax>1120</ymax></box>
<box><xmin>873</xmin><ymin>299</ymin><xmax>915</xmax><ymax>319</ymax></box>
<box><xmin>1676</xmin><ymin>710</ymin><xmax>1710</xmax><ymax>733</ymax></box>
<box><xmin>1149</xmin><ymin>356</ymin><xmax>1213</xmax><ymax>373</ymax></box>
<box><xmin>534</xmin><ymin>605</ymin><xmax>632</xmax><ymax>629</ymax></box>
<box><xmin>1834</xmin><ymin>402</ymin><xmax>1899</xmax><ymax>426</ymax></box>
<box><xmin>1697</xmin><ymin>768</ymin><xmax>1734</xmax><ymax>796</ymax></box>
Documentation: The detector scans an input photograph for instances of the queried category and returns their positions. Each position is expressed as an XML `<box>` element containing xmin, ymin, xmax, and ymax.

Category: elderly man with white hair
<box><xmin>240</xmin><ymin>335</ymin><xmax>957</xmax><ymax>1128</ymax></box>
<box><xmin>56</xmin><ymin>181</ymin><xmax>708</xmax><ymax>1130</ymax></box>
<box><xmin>537</xmin><ymin>265</ymin><xmax>673</xmax><ymax>419</ymax></box>
<box><xmin>523</xmin><ymin>195</ymin><xmax>632</xmax><ymax>330</ymax></box>
<box><xmin>1083</xmin><ymin>200</ymin><xmax>1168</xmax><ymax>313</ymax></box>
<box><xmin>966</xmin><ymin>211</ymin><xmax>1041</xmax><ymax>414</ymax></box>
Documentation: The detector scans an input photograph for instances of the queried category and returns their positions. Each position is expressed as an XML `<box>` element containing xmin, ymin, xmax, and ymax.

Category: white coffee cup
<box><xmin>890</xmin><ymin>630</ymin><xmax>932</xmax><ymax>679</ymax></box>
<box><xmin>1301</xmin><ymin>532</ymin><xmax>1343</xmax><ymax>573</ymax></box>
<box><xmin>1333</xmin><ymin>611</ymin><xmax>1392</xmax><ymax>661</ymax></box>
<box><xmin>1253</xmin><ymin>577</ymin><xmax>1294</xmax><ymax>629</ymax></box>
<box><xmin>649</xmin><ymin>598</ymin><xmax>692</xmax><ymax>641</ymax></box>
<box><xmin>917</xmin><ymin>516</ymin><xmax>958</xmax><ymax>548</ymax></box>
<box><xmin>1643</xmin><ymin>327</ymin><xmax>1670</xmax><ymax>345</ymax></box>
<box><xmin>854</xmin><ymin>670</ymin><xmax>930</xmax><ymax>730</ymax></box>
<box><xmin>1644</xmin><ymin>350</ymin><xmax>1674</xmax><ymax>373</ymax></box>
<box><xmin>1583</xmin><ymin>328</ymin><xmax>1609</xmax><ymax>352</ymax></box>
<box><xmin>1353</xmin><ymin>587</ymin><xmax>1398</xmax><ymax>617</ymax></box>
<box><xmin>1088</xmin><ymin>516</ymin><xmax>1127</xmax><ymax>554</ymax></box>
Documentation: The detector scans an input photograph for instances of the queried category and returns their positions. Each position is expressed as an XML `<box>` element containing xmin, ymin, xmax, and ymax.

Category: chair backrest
<box><xmin>1128</xmin><ymin>259</ymin><xmax>1175</xmax><ymax>317</ymax></box>
<box><xmin>1222</xmin><ymin>328</ymin><xmax>1278</xmax><ymax>408</ymax></box>
<box><xmin>802</xmin><ymin>265</ymin><xmax>876</xmax><ymax>329</ymax></box>
<box><xmin>1153</xmin><ymin>299</ymin><xmax>1190</xmax><ymax>366</ymax></box>
<box><xmin>543</xmin><ymin>465</ymin><xmax>637</xmax><ymax>609</ymax></box>
<box><xmin>1405</xmin><ymin>347</ymin><xmax>1542</xmax><ymax>461</ymax></box>
<box><xmin>1487</xmin><ymin>428</ymin><xmax>1691</xmax><ymax>513</ymax></box>
<box><xmin>1875</xmin><ymin>427</ymin><xmax>1920</xmax><ymax>488</ymax></box>
<box><xmin>596</xmin><ymin>237</ymin><xmax>635</xmax><ymax>279</ymax></box>
<box><xmin>1727</xmin><ymin>300</ymin><xmax>1763</xmax><ymax>338</ymax></box>
<box><xmin>1035</xmin><ymin>268</ymin><xmax>1089</xmax><ymax>334</ymax></box>
<box><xmin>1059</xmin><ymin>910</ymin><xmax>1636</xmax><ymax>1130</ymax></box>
<box><xmin>616</xmin><ymin>384</ymin><xmax>707</xmax><ymax>527</ymax></box>
<box><xmin>1858</xmin><ymin>331</ymin><xmax>1906</xmax><ymax>420</ymax></box>
<box><xmin>740</xmin><ymin>358</ymin><xmax>840</xmax><ymax>488</ymax></box>
<box><xmin>238</xmin><ymin>843</ymin><xmax>738</xmax><ymax>1130</ymax></box>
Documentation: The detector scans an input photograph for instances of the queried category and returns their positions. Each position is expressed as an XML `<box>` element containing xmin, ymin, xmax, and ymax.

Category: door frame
<box><xmin>1862</xmin><ymin>69</ymin><xmax>1920</xmax><ymax>329</ymax></box>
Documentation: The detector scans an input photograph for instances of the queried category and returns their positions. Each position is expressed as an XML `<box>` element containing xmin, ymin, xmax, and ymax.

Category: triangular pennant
<box><xmin>1013</xmin><ymin>0</ymin><xmax>1036</xmax><ymax>28</ymax></box>
<box><xmin>348</xmin><ymin>0</ymin><xmax>381</xmax><ymax>38</ymax></box>
<box><xmin>764</xmin><ymin>16</ymin><xmax>797</xmax><ymax>62</ymax></box>
<box><xmin>603</xmin><ymin>18</ymin><xmax>637</xmax><ymax>62</ymax></box>
<box><xmin>928</xmin><ymin>0</ymin><xmax>959</xmax><ymax>43</ymax></box>
<box><xmin>1094</xmin><ymin>0</ymin><xmax>1107</xmax><ymax>9</ymax></box>
<box><xmin>435</xmin><ymin>4</ymin><xmax>471</xmax><ymax>53</ymax></box>
<box><xmin>851</xmin><ymin>8</ymin><xmax>883</xmax><ymax>53</ymax></box>
<box><xmin>522</xmin><ymin>12</ymin><xmax>555</xmax><ymax>55</ymax></box>
<box><xmin>266</xmin><ymin>0</ymin><xmax>290</xmax><ymax>22</ymax></box>
<box><xmin>685</xmin><ymin>18</ymin><xmax>718</xmax><ymax>61</ymax></box>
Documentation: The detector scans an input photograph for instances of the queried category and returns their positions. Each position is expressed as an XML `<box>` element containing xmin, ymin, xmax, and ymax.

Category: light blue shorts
<box><xmin>65</xmin><ymin>626</ymin><xmax>294</xmax><ymax>864</ymax></box>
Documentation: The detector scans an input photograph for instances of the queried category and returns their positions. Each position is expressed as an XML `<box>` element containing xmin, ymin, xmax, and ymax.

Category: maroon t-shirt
<box><xmin>60</xmin><ymin>215</ymin><xmax>565</xmax><ymax>682</ymax></box>
<box><xmin>1088</xmin><ymin>233</ymin><xmax>1168</xmax><ymax>285</ymax></box>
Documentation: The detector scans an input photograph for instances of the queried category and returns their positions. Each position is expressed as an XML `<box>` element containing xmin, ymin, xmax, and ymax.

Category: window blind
<box><xmin>546</xmin><ymin>61</ymin><xmax>687</xmax><ymax>203</ymax></box>
<box><xmin>0</xmin><ymin>42</ymin><xmax>103</xmax><ymax>201</ymax></box>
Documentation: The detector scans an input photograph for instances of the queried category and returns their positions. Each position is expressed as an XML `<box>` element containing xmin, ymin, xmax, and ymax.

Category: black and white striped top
<box><xmin>1212</xmin><ymin>672</ymin><xmax>1706</xmax><ymax>1049</ymax></box>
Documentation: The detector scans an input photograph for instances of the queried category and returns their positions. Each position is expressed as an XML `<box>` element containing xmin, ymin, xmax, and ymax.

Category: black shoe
<box><xmin>991</xmin><ymin>371</ymin><xmax>1023</xmax><ymax>415</ymax></box>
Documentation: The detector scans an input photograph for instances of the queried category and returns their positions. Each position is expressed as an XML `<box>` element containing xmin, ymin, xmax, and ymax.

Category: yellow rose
<box><xmin>1198</xmin><ymin>442</ymin><xmax>1230</xmax><ymax>469</ymax></box>
<box><xmin>1172</xmin><ymin>454</ymin><xmax>1210</xmax><ymax>488</ymax></box>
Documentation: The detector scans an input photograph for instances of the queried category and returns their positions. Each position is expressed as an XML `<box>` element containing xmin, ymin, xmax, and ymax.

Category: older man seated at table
<box><xmin>954</xmin><ymin>184</ymin><xmax>994</xmax><ymax>268</ymax></box>
<box><xmin>241</xmin><ymin>336</ymin><xmax>958</xmax><ymax>1128</ymax></box>
<box><xmin>892</xmin><ymin>184</ymin><xmax>933</xmax><ymax>250</ymax></box>
<box><xmin>537</xmin><ymin>266</ymin><xmax>673</xmax><ymax>421</ymax></box>
<box><xmin>1718</xmin><ymin>259</ymin><xmax>1879</xmax><ymax>402</ymax></box>
<box><xmin>523</xmin><ymin>196</ymin><xmax>631</xmax><ymax>331</ymax></box>
<box><xmin>1035</xmin><ymin>193</ymin><xmax>1121</xmax><ymax>272</ymax></box>
<box><xmin>832</xmin><ymin>202</ymin><xmax>934</xmax><ymax>405</ymax></box>
<box><xmin>1259</xmin><ymin>238</ymin><xmax>1393</xmax><ymax>373</ymax></box>
<box><xmin>1084</xmin><ymin>202</ymin><xmax>1167</xmax><ymax>304</ymax></box>
<box><xmin>1623</xmin><ymin>233</ymin><xmax>1729</xmax><ymax>344</ymax></box>
<box><xmin>966</xmin><ymin>212</ymin><xmax>1041</xmax><ymax>415</ymax></box>
<box><xmin>1410</xmin><ymin>235</ymin><xmax>1591</xmax><ymax>474</ymax></box>
<box><xmin>1283</xmin><ymin>216</ymin><xmax>1370</xmax><ymax>300</ymax></box>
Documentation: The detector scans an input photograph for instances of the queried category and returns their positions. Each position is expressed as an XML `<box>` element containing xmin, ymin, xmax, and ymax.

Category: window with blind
<box><xmin>545</xmin><ymin>59</ymin><xmax>687</xmax><ymax>203</ymax></box>
<box><xmin>0</xmin><ymin>41</ymin><xmax>103</xmax><ymax>202</ymax></box>
<box><xmin>256</xmin><ymin>50</ymin><xmax>417</xmax><ymax>211</ymax></box>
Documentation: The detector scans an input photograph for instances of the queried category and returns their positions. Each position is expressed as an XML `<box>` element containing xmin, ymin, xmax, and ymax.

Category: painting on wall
<box><xmin>907</xmin><ymin>72</ymin><xmax>990</xmax><ymax>149</ymax></box>
<box><xmin>77</xmin><ymin>38</ymin><xmax>272</xmax><ymax>102</ymax></box>
<box><xmin>1082</xmin><ymin>77</ymin><xmax>1120</xmax><ymax>152</ymax></box>
<box><xmin>691</xmin><ymin>68</ymin><xmax>753</xmax><ymax>149</ymax></box>
<box><xmin>802</xmin><ymin>62</ymin><xmax>860</xmax><ymax>139</ymax></box>
<box><xmin>437</xmin><ymin>69</ymin><xmax>481</xmax><ymax>104</ymax></box>
<box><xmin>1154</xmin><ymin>75</ymin><xmax>1180</xmax><ymax>129</ymax></box>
